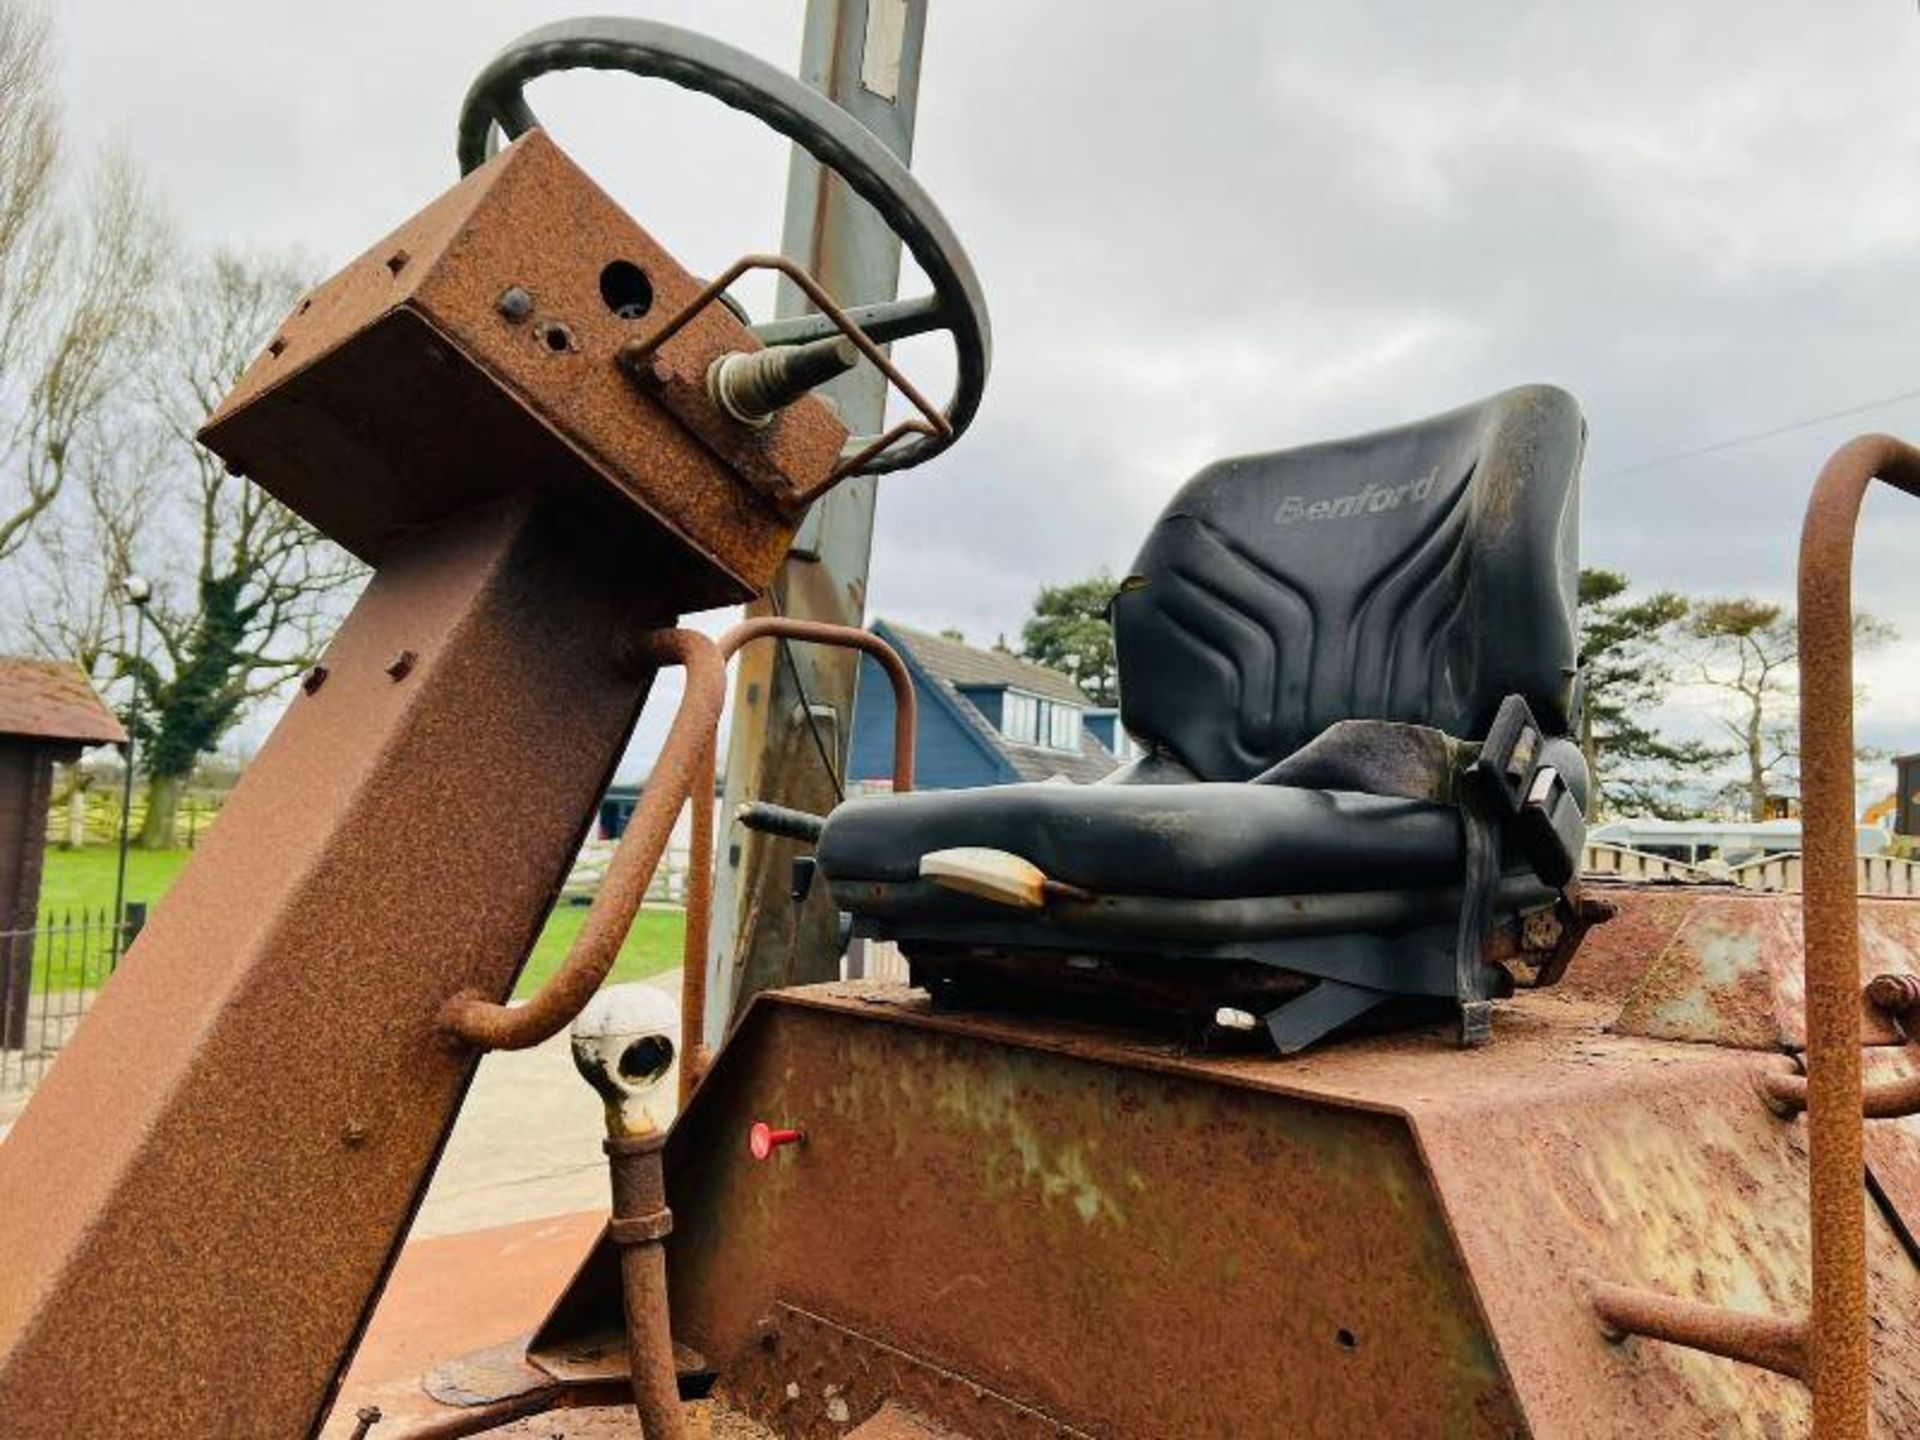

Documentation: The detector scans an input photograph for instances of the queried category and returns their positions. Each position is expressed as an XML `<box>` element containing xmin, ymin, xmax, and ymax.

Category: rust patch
<box><xmin>639</xmin><ymin>994</ymin><xmax>1529</xmax><ymax>1437</ymax></box>
<box><xmin>1612</xmin><ymin>891</ymin><xmax>1919</xmax><ymax>1051</ymax></box>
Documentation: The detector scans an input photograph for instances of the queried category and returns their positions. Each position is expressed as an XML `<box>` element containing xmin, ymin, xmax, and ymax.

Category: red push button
<box><xmin>749</xmin><ymin>1121</ymin><xmax>804</xmax><ymax>1160</ymax></box>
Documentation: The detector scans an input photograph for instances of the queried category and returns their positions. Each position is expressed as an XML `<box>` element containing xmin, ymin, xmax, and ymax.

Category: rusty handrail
<box><xmin>440</xmin><ymin>628</ymin><xmax>728</xmax><ymax>1051</ymax></box>
<box><xmin>1792</xmin><ymin>434</ymin><xmax>1920</xmax><ymax>1437</ymax></box>
<box><xmin>677</xmin><ymin>617</ymin><xmax>918</xmax><ymax>1103</ymax></box>
<box><xmin>1582</xmin><ymin>435</ymin><xmax>1920</xmax><ymax>1438</ymax></box>
<box><xmin>719</xmin><ymin>617</ymin><xmax>918</xmax><ymax>789</ymax></box>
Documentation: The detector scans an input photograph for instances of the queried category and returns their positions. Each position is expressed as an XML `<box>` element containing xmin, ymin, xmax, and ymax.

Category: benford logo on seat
<box><xmin>1274</xmin><ymin>466</ymin><xmax>1440</xmax><ymax>525</ymax></box>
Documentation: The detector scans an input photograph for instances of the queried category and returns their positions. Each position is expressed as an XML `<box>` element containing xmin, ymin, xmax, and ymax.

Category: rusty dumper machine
<box><xmin>2</xmin><ymin>17</ymin><xmax>1919</xmax><ymax>1440</ymax></box>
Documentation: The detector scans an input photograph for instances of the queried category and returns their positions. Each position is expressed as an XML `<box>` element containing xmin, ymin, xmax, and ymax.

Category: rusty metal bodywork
<box><xmin>417</xmin><ymin>877</ymin><xmax>1913</xmax><ymax>1440</ymax></box>
<box><xmin>1610</xmin><ymin>889</ymin><xmax>1918</xmax><ymax>1050</ymax></box>
<box><xmin>0</xmin><ymin>498</ymin><xmax>665</xmax><ymax>1436</ymax></box>
<box><xmin>0</xmin><ymin>126</ymin><xmax>857</xmax><ymax>1438</ymax></box>
<box><xmin>200</xmin><ymin>128</ymin><xmax>846</xmax><ymax>611</ymax></box>
<box><xmin>644</xmin><ymin>987</ymin><xmax>1920</xmax><ymax>1437</ymax></box>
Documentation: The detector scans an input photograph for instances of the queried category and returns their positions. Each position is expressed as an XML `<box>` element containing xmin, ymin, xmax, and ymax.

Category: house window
<box><xmin>1048</xmin><ymin>702</ymin><xmax>1080</xmax><ymax>751</ymax></box>
<box><xmin>1003</xmin><ymin>691</ymin><xmax>1039</xmax><ymax>744</ymax></box>
<box><xmin>998</xmin><ymin>689</ymin><xmax>1082</xmax><ymax>752</ymax></box>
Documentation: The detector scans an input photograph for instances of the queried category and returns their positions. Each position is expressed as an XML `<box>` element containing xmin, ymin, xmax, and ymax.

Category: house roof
<box><xmin>880</xmin><ymin>623</ymin><xmax>1091</xmax><ymax>706</ymax></box>
<box><xmin>0</xmin><ymin>658</ymin><xmax>126</xmax><ymax>747</ymax></box>
<box><xmin>876</xmin><ymin>621</ymin><xmax>1118</xmax><ymax>786</ymax></box>
<box><xmin>994</xmin><ymin>726</ymin><xmax>1121</xmax><ymax>785</ymax></box>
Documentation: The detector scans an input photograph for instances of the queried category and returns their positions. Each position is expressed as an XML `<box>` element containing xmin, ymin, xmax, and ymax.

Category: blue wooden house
<box><xmin>847</xmin><ymin>621</ymin><xmax>1126</xmax><ymax>791</ymax></box>
<box><xmin>600</xmin><ymin>622</ymin><xmax>1128</xmax><ymax>839</ymax></box>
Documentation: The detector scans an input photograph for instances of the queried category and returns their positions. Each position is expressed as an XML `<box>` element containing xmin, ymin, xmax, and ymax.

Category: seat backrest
<box><xmin>1112</xmin><ymin>385</ymin><xmax>1583</xmax><ymax>782</ymax></box>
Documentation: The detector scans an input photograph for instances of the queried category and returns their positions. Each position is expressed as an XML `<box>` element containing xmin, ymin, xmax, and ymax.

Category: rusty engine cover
<box><xmin>631</xmin><ymin>981</ymin><xmax>1920</xmax><ymax>1438</ymax></box>
<box><xmin>492</xmin><ymin>882</ymin><xmax>1920</xmax><ymax>1439</ymax></box>
<box><xmin>201</xmin><ymin>128</ymin><xmax>847</xmax><ymax>611</ymax></box>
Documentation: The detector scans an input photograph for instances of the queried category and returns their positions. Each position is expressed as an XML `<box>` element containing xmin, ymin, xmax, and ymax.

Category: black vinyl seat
<box><xmin>817</xmin><ymin>384</ymin><xmax>1594</xmax><ymax>1051</ymax></box>
<box><xmin>822</xmin><ymin>783</ymin><xmax>1468</xmax><ymax>898</ymax></box>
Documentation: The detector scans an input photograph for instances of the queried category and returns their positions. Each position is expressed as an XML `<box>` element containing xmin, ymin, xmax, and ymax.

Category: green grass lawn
<box><xmin>36</xmin><ymin>845</ymin><xmax>190</xmax><ymax>921</ymax></box>
<box><xmin>32</xmin><ymin>846</ymin><xmax>685</xmax><ymax>997</ymax></box>
<box><xmin>519</xmin><ymin>901</ymin><xmax>685</xmax><ymax>996</ymax></box>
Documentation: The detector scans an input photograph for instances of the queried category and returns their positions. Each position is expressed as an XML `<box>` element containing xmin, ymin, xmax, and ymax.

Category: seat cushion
<box><xmin>817</xmin><ymin>781</ymin><xmax>1464</xmax><ymax>901</ymax></box>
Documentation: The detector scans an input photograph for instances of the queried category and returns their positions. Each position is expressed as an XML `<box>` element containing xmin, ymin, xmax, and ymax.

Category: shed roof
<box><xmin>0</xmin><ymin>658</ymin><xmax>127</xmax><ymax>747</ymax></box>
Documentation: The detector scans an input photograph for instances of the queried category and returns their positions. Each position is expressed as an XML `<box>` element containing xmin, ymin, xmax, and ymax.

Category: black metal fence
<box><xmin>0</xmin><ymin>905</ymin><xmax>141</xmax><ymax>1095</ymax></box>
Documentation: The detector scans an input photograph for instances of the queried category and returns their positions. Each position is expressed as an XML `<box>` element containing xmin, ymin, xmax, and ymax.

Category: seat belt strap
<box><xmin>1251</xmin><ymin>719</ymin><xmax>1474</xmax><ymax>804</ymax></box>
<box><xmin>1252</xmin><ymin>701</ymin><xmax>1583</xmax><ymax>891</ymax></box>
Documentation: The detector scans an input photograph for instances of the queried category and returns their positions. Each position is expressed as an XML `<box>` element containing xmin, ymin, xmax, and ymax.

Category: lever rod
<box><xmin>709</xmin><ymin>335</ymin><xmax>860</xmax><ymax>427</ymax></box>
<box><xmin>736</xmin><ymin>800</ymin><xmax>827</xmax><ymax>843</ymax></box>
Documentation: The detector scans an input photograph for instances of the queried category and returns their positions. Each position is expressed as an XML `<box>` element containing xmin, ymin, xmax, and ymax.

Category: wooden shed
<box><xmin>0</xmin><ymin>659</ymin><xmax>124</xmax><ymax>1047</ymax></box>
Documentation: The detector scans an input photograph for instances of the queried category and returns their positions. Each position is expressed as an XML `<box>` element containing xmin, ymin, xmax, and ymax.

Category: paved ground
<box><xmin>412</xmin><ymin>966</ymin><xmax>686</xmax><ymax>1237</ymax></box>
<box><xmin>0</xmin><ymin>968</ymin><xmax>687</xmax><ymax>1238</ymax></box>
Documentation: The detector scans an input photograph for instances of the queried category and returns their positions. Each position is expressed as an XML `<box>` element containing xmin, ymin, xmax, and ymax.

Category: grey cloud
<box><xmin>52</xmin><ymin>0</ymin><xmax>1920</xmax><ymax>771</ymax></box>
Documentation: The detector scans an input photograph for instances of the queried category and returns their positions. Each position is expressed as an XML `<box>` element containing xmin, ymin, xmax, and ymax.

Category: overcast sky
<box><xmin>47</xmin><ymin>1</ymin><xmax>1920</xmax><ymax>776</ymax></box>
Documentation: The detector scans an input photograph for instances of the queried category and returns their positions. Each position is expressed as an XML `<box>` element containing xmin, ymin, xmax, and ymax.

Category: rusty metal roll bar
<box><xmin>1788</xmin><ymin>433</ymin><xmax>1920</xmax><ymax>1436</ymax></box>
<box><xmin>440</xmin><ymin>628</ymin><xmax>728</xmax><ymax>1051</ymax></box>
<box><xmin>677</xmin><ymin>617</ymin><xmax>918</xmax><ymax>1102</ymax></box>
<box><xmin>1586</xmin><ymin>434</ymin><xmax>1920</xmax><ymax>1439</ymax></box>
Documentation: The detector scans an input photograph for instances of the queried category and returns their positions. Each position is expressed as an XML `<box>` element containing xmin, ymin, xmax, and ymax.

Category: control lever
<box><xmin>709</xmin><ymin>336</ymin><xmax>860</xmax><ymax>427</ymax></box>
<box><xmin>736</xmin><ymin>800</ymin><xmax>826</xmax><ymax>843</ymax></box>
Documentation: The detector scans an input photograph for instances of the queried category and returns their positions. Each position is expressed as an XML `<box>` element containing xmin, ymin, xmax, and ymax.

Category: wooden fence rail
<box><xmin>1582</xmin><ymin>842</ymin><xmax>1920</xmax><ymax>896</ymax></box>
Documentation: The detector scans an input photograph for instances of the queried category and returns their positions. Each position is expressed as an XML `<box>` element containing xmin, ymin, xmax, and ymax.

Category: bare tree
<box><xmin>0</xmin><ymin>3</ymin><xmax>167</xmax><ymax>848</ymax></box>
<box><xmin>13</xmin><ymin>434</ymin><xmax>158</xmax><ymax>846</ymax></box>
<box><xmin>0</xmin><ymin>5</ymin><xmax>166</xmax><ymax>560</ymax></box>
<box><xmin>1674</xmin><ymin>597</ymin><xmax>1892</xmax><ymax>822</ymax></box>
<box><xmin>118</xmin><ymin>249</ymin><xmax>363</xmax><ymax>847</ymax></box>
<box><xmin>15</xmin><ymin>420</ymin><xmax>155</xmax><ymax>670</ymax></box>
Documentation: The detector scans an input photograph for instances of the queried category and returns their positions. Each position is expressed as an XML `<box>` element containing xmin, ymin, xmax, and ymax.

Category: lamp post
<box><xmin>111</xmin><ymin>575</ymin><xmax>151</xmax><ymax>965</ymax></box>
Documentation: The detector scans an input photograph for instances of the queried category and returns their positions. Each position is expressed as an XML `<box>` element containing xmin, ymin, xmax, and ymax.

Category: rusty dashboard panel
<box><xmin>200</xmin><ymin>129</ymin><xmax>847</xmax><ymax>610</ymax></box>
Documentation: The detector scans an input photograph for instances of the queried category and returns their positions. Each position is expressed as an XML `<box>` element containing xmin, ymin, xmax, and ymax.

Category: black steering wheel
<box><xmin>456</xmin><ymin>17</ymin><xmax>990</xmax><ymax>476</ymax></box>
